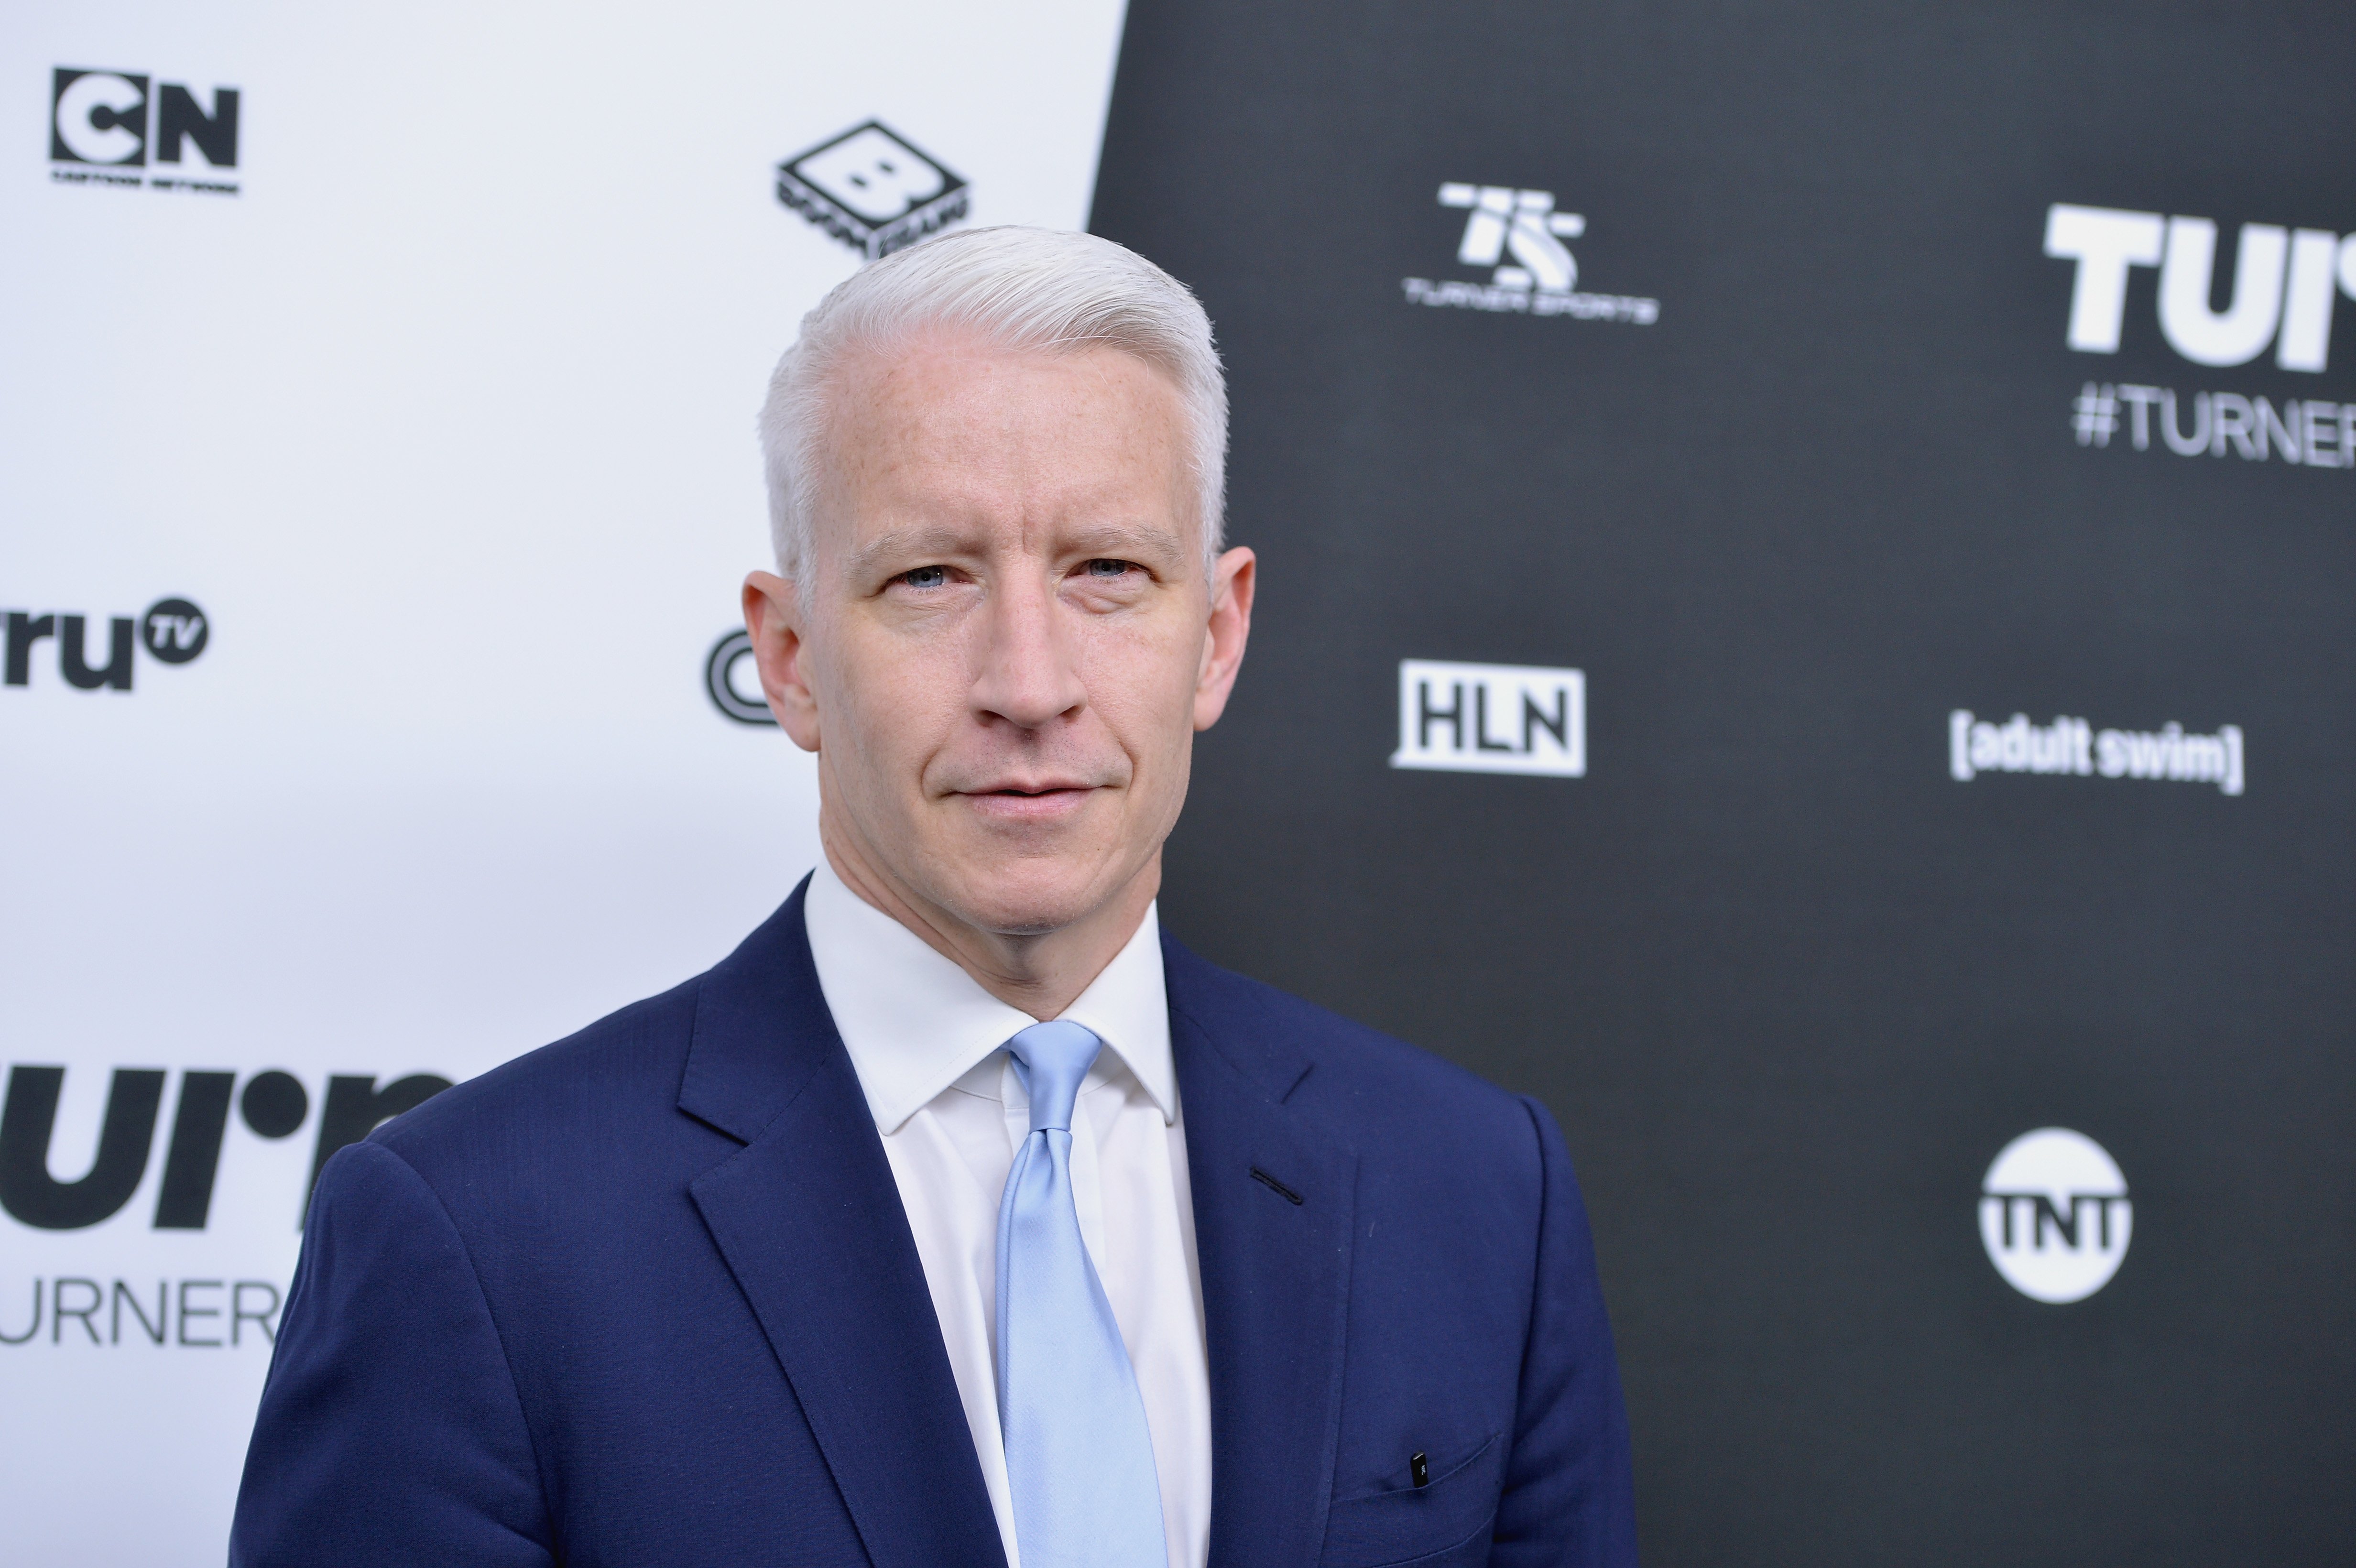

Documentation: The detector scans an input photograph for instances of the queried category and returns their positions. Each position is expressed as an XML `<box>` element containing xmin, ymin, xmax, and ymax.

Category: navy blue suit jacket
<box><xmin>231</xmin><ymin>884</ymin><xmax>1636</xmax><ymax>1567</ymax></box>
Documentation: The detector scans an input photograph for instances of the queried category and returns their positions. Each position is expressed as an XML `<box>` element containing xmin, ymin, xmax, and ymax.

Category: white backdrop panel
<box><xmin>0</xmin><ymin>1</ymin><xmax>1128</xmax><ymax>1560</ymax></box>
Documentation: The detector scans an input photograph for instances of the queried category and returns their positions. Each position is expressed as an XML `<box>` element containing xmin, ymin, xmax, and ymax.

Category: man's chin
<box><xmin>927</xmin><ymin>855</ymin><xmax>1133</xmax><ymax>941</ymax></box>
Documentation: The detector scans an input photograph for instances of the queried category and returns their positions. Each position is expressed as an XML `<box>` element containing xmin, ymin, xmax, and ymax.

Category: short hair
<box><xmin>757</xmin><ymin>226</ymin><xmax>1227</xmax><ymax>580</ymax></box>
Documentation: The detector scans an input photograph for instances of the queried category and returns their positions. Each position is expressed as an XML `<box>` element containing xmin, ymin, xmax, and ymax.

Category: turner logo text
<box><xmin>2046</xmin><ymin>204</ymin><xmax>2356</xmax><ymax>370</ymax></box>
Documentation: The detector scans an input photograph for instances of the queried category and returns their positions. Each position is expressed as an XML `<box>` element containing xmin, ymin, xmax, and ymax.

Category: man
<box><xmin>231</xmin><ymin>227</ymin><xmax>1636</xmax><ymax>1568</ymax></box>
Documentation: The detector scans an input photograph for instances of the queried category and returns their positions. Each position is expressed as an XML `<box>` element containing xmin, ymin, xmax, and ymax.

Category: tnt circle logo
<box><xmin>775</xmin><ymin>120</ymin><xmax>968</xmax><ymax>261</ymax></box>
<box><xmin>1979</xmin><ymin>1128</ymin><xmax>2132</xmax><ymax>1304</ymax></box>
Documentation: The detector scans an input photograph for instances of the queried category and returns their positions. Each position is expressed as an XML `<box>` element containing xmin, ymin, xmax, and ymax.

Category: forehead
<box><xmin>818</xmin><ymin>332</ymin><xmax>1193</xmax><ymax>547</ymax></box>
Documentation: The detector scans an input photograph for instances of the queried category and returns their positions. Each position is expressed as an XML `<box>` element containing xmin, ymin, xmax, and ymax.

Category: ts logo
<box><xmin>49</xmin><ymin>67</ymin><xmax>239</xmax><ymax>171</ymax></box>
<box><xmin>1438</xmin><ymin>184</ymin><xmax>1586</xmax><ymax>294</ymax></box>
<box><xmin>2046</xmin><ymin>203</ymin><xmax>2356</xmax><ymax>370</ymax></box>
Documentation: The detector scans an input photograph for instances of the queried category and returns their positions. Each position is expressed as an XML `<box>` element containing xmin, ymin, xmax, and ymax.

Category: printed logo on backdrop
<box><xmin>48</xmin><ymin>68</ymin><xmax>240</xmax><ymax>195</ymax></box>
<box><xmin>2</xmin><ymin>1065</ymin><xmax>449</xmax><ymax>1349</ymax></box>
<box><xmin>1392</xmin><ymin>660</ymin><xmax>1585</xmax><ymax>777</ymax></box>
<box><xmin>4</xmin><ymin>597</ymin><xmax>207</xmax><ymax>692</ymax></box>
<box><xmin>1402</xmin><ymin>184</ymin><xmax>1658</xmax><ymax>325</ymax></box>
<box><xmin>777</xmin><ymin>121</ymin><xmax>969</xmax><ymax>261</ymax></box>
<box><xmin>706</xmin><ymin>628</ymin><xmax>776</xmax><ymax>725</ymax></box>
<box><xmin>1980</xmin><ymin>1128</ymin><xmax>2131</xmax><ymax>1304</ymax></box>
<box><xmin>1947</xmin><ymin>709</ymin><xmax>2243</xmax><ymax>795</ymax></box>
<box><xmin>2046</xmin><ymin>204</ymin><xmax>2356</xmax><ymax>470</ymax></box>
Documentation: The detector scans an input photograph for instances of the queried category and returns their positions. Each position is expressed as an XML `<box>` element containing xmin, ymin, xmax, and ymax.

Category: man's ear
<box><xmin>744</xmin><ymin>571</ymin><xmax>823</xmax><ymax>751</ymax></box>
<box><xmin>1193</xmin><ymin>546</ymin><xmax>1256</xmax><ymax>732</ymax></box>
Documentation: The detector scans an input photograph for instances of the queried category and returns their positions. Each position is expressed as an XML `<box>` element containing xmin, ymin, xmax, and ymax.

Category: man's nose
<box><xmin>969</xmin><ymin>570</ymin><xmax>1087</xmax><ymax>730</ymax></box>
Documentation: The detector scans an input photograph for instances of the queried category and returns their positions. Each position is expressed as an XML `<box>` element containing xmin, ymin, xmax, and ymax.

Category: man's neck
<box><xmin>818</xmin><ymin>822</ymin><xmax>1158</xmax><ymax>1021</ymax></box>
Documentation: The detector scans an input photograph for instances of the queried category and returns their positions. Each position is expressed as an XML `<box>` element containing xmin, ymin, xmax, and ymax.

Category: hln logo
<box><xmin>1979</xmin><ymin>1128</ymin><xmax>2132</xmax><ymax>1305</ymax></box>
<box><xmin>50</xmin><ymin>68</ymin><xmax>239</xmax><ymax>191</ymax></box>
<box><xmin>1391</xmin><ymin>660</ymin><xmax>1585</xmax><ymax>778</ymax></box>
<box><xmin>2046</xmin><ymin>203</ymin><xmax>2356</xmax><ymax>370</ymax></box>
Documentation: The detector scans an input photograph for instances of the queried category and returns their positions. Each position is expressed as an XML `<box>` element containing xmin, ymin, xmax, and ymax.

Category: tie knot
<box><xmin>1005</xmin><ymin>1020</ymin><xmax>1102</xmax><ymax>1133</ymax></box>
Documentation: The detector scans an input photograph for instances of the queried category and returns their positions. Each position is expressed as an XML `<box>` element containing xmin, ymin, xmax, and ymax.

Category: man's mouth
<box><xmin>958</xmin><ymin>780</ymin><xmax>1101</xmax><ymax>821</ymax></box>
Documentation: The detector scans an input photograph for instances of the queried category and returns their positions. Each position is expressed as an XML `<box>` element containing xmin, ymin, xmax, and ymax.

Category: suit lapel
<box><xmin>1167</xmin><ymin>936</ymin><xmax>1358</xmax><ymax>1568</ymax></box>
<box><xmin>683</xmin><ymin>882</ymin><xmax>1004</xmax><ymax>1568</ymax></box>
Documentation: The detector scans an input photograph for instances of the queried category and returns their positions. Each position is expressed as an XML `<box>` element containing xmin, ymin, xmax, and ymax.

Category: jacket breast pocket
<box><xmin>1319</xmin><ymin>1433</ymin><xmax>1504</xmax><ymax>1568</ymax></box>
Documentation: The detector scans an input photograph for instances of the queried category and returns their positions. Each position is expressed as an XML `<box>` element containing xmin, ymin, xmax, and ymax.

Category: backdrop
<box><xmin>5</xmin><ymin>1</ymin><xmax>2351</xmax><ymax>1564</ymax></box>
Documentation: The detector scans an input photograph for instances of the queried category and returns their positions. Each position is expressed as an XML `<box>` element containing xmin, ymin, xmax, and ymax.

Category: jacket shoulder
<box><xmin>368</xmin><ymin>973</ymin><xmax>706</xmax><ymax>1171</ymax></box>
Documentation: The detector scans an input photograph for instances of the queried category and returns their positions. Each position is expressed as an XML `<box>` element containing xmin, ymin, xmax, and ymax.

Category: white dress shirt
<box><xmin>803</xmin><ymin>860</ymin><xmax>1211</xmax><ymax>1568</ymax></box>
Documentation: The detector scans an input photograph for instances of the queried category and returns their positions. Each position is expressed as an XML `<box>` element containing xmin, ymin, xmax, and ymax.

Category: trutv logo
<box><xmin>2046</xmin><ymin>203</ymin><xmax>2356</xmax><ymax>370</ymax></box>
<box><xmin>49</xmin><ymin>67</ymin><xmax>240</xmax><ymax>195</ymax></box>
<box><xmin>0</xmin><ymin>1065</ymin><xmax>451</xmax><ymax>1231</ymax></box>
<box><xmin>5</xmin><ymin>597</ymin><xmax>207</xmax><ymax>691</ymax></box>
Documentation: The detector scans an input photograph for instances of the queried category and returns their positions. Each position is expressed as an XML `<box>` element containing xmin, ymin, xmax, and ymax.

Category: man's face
<box><xmin>747</xmin><ymin>331</ymin><xmax>1253</xmax><ymax>940</ymax></box>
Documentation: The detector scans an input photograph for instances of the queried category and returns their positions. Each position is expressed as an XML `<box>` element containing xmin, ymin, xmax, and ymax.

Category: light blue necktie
<box><xmin>996</xmin><ymin>1020</ymin><xmax>1166</xmax><ymax>1568</ymax></box>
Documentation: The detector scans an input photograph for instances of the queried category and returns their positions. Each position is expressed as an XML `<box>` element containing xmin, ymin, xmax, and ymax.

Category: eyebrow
<box><xmin>849</xmin><ymin>524</ymin><xmax>977</xmax><ymax>582</ymax></box>
<box><xmin>848</xmin><ymin>518</ymin><xmax>1192</xmax><ymax>581</ymax></box>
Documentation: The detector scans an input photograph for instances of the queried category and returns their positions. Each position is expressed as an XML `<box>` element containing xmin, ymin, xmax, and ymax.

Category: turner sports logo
<box><xmin>4</xmin><ymin>598</ymin><xmax>207</xmax><ymax>692</ymax></box>
<box><xmin>776</xmin><ymin>121</ymin><xmax>968</xmax><ymax>261</ymax></box>
<box><xmin>2047</xmin><ymin>204</ymin><xmax>2356</xmax><ymax>470</ymax></box>
<box><xmin>1947</xmin><ymin>709</ymin><xmax>2243</xmax><ymax>795</ymax></box>
<box><xmin>0</xmin><ymin>1064</ymin><xmax>451</xmax><ymax>1232</ymax></box>
<box><xmin>49</xmin><ymin>68</ymin><xmax>240</xmax><ymax>196</ymax></box>
<box><xmin>1402</xmin><ymin>184</ymin><xmax>1658</xmax><ymax>326</ymax></box>
<box><xmin>1980</xmin><ymin>1128</ymin><xmax>2131</xmax><ymax>1304</ymax></box>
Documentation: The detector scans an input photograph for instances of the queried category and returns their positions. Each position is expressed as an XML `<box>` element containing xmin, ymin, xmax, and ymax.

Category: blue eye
<box><xmin>1084</xmin><ymin>559</ymin><xmax>1134</xmax><ymax>578</ymax></box>
<box><xmin>901</xmin><ymin>566</ymin><xmax>949</xmax><ymax>589</ymax></box>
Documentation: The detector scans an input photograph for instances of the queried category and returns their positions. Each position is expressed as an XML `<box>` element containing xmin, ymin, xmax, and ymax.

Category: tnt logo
<box><xmin>1439</xmin><ymin>184</ymin><xmax>1586</xmax><ymax>294</ymax></box>
<box><xmin>2047</xmin><ymin>203</ymin><xmax>2356</xmax><ymax>370</ymax></box>
<box><xmin>4</xmin><ymin>597</ymin><xmax>207</xmax><ymax>692</ymax></box>
<box><xmin>50</xmin><ymin>68</ymin><xmax>239</xmax><ymax>194</ymax></box>
<box><xmin>776</xmin><ymin>121</ymin><xmax>968</xmax><ymax>261</ymax></box>
<box><xmin>1979</xmin><ymin>1128</ymin><xmax>2132</xmax><ymax>1304</ymax></box>
<box><xmin>1391</xmin><ymin>659</ymin><xmax>1586</xmax><ymax>778</ymax></box>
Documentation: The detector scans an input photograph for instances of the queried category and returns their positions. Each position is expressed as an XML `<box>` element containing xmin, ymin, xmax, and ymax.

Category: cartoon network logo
<box><xmin>1980</xmin><ymin>1128</ymin><xmax>2131</xmax><ymax>1304</ymax></box>
<box><xmin>1947</xmin><ymin>709</ymin><xmax>2243</xmax><ymax>795</ymax></box>
<box><xmin>49</xmin><ymin>67</ymin><xmax>239</xmax><ymax>195</ymax></box>
<box><xmin>2045</xmin><ymin>203</ymin><xmax>2355</xmax><ymax>370</ymax></box>
<box><xmin>0</xmin><ymin>1064</ymin><xmax>451</xmax><ymax>1232</ymax></box>
<box><xmin>1392</xmin><ymin>660</ymin><xmax>1585</xmax><ymax>778</ymax></box>
<box><xmin>1402</xmin><ymin>184</ymin><xmax>1658</xmax><ymax>325</ymax></box>
<box><xmin>776</xmin><ymin>120</ymin><xmax>968</xmax><ymax>261</ymax></box>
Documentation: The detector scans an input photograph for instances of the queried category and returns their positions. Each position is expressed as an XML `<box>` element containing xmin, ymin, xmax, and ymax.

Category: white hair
<box><xmin>758</xmin><ymin>225</ymin><xmax>1227</xmax><ymax>580</ymax></box>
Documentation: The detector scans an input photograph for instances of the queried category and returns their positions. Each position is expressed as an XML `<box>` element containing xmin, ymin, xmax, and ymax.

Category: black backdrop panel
<box><xmin>1091</xmin><ymin>2</ymin><xmax>2354</xmax><ymax>1561</ymax></box>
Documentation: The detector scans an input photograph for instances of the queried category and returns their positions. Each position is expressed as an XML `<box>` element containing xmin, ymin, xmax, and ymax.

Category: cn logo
<box><xmin>3</xmin><ymin>597</ymin><xmax>207</xmax><ymax>692</ymax></box>
<box><xmin>1979</xmin><ymin>1127</ymin><xmax>2132</xmax><ymax>1304</ymax></box>
<box><xmin>776</xmin><ymin>121</ymin><xmax>969</xmax><ymax>261</ymax></box>
<box><xmin>49</xmin><ymin>68</ymin><xmax>239</xmax><ymax>171</ymax></box>
<box><xmin>2046</xmin><ymin>203</ymin><xmax>2356</xmax><ymax>370</ymax></box>
<box><xmin>1439</xmin><ymin>184</ymin><xmax>1586</xmax><ymax>294</ymax></box>
<box><xmin>1391</xmin><ymin>659</ymin><xmax>1585</xmax><ymax>778</ymax></box>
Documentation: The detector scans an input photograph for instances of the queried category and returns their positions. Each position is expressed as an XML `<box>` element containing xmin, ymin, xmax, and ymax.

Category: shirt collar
<box><xmin>802</xmin><ymin>858</ymin><xmax>1176</xmax><ymax>1135</ymax></box>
